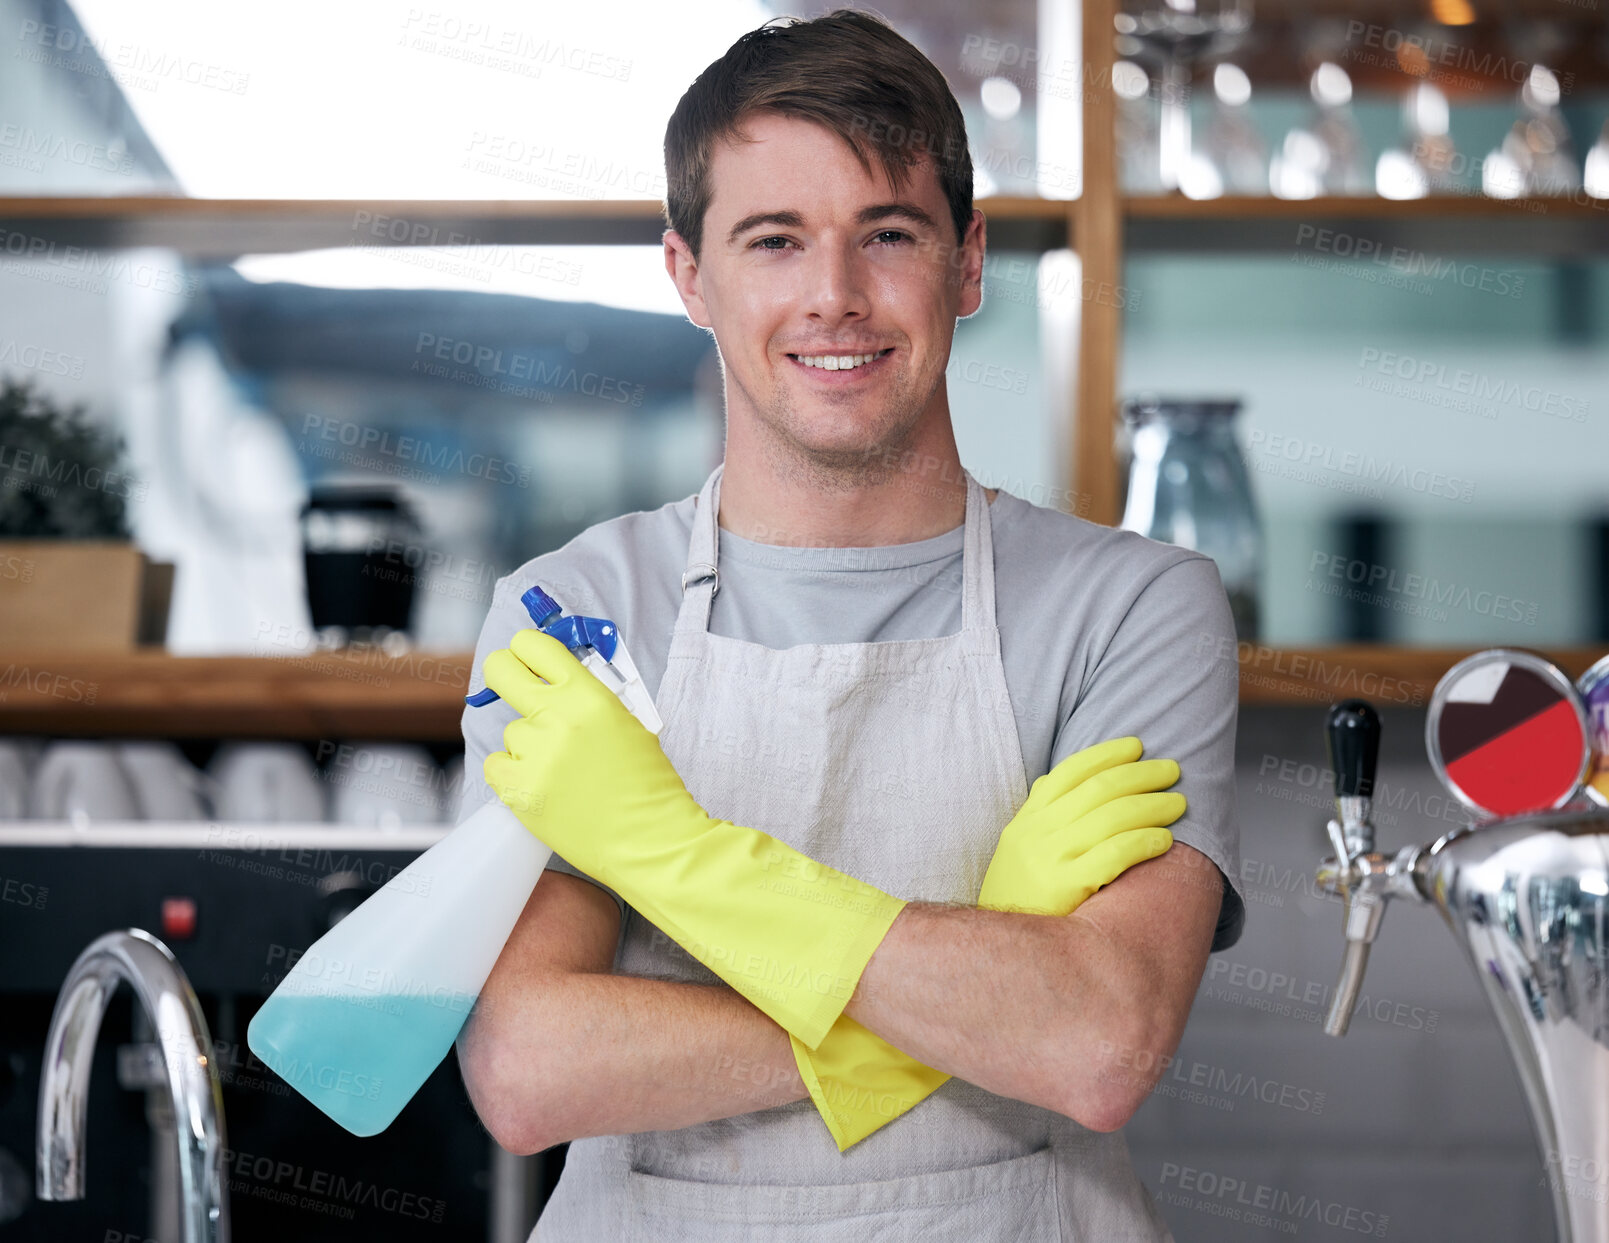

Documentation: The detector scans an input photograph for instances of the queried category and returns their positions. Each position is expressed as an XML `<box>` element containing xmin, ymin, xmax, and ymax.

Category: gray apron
<box><xmin>534</xmin><ymin>463</ymin><xmax>1174</xmax><ymax>1242</ymax></box>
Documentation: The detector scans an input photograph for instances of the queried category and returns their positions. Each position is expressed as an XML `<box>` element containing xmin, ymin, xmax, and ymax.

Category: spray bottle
<box><xmin>247</xmin><ymin>585</ymin><xmax>659</xmax><ymax>1136</ymax></box>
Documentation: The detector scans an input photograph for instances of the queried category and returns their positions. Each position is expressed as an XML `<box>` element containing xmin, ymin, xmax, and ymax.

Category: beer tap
<box><xmin>1314</xmin><ymin>700</ymin><xmax>1424</xmax><ymax>1037</ymax></box>
<box><xmin>1306</xmin><ymin>659</ymin><xmax>1609</xmax><ymax>1243</ymax></box>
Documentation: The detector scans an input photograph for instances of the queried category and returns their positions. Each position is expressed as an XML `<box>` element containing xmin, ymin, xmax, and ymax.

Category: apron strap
<box><xmin>958</xmin><ymin>468</ymin><xmax>996</xmax><ymax>637</ymax></box>
<box><xmin>672</xmin><ymin>463</ymin><xmax>723</xmax><ymax>638</ymax></box>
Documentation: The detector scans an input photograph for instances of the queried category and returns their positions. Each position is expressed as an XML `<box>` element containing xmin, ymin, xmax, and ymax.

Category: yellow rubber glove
<box><xmin>482</xmin><ymin>628</ymin><xmax>907</xmax><ymax>1051</ymax></box>
<box><xmin>790</xmin><ymin>736</ymin><xmax>1184</xmax><ymax>1150</ymax></box>
<box><xmin>975</xmin><ymin>736</ymin><xmax>1183</xmax><ymax>916</ymax></box>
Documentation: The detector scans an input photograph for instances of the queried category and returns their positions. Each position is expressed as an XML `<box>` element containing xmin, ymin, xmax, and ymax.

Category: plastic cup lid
<box><xmin>1426</xmin><ymin>648</ymin><xmax>1591</xmax><ymax>820</ymax></box>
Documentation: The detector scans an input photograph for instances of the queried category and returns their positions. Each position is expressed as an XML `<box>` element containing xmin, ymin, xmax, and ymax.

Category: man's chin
<box><xmin>774</xmin><ymin>435</ymin><xmax>916</xmax><ymax>483</ymax></box>
<box><xmin>753</xmin><ymin>395</ymin><xmax>929</xmax><ymax>476</ymax></box>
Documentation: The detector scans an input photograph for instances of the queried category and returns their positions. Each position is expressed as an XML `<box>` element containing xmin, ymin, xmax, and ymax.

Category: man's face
<box><xmin>664</xmin><ymin>111</ymin><xmax>985</xmax><ymax>478</ymax></box>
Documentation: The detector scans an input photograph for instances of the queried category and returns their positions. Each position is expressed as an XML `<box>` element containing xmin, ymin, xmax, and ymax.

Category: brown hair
<box><xmin>663</xmin><ymin>8</ymin><xmax>974</xmax><ymax>263</ymax></box>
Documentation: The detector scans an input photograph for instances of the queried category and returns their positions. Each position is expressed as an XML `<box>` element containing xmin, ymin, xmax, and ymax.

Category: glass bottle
<box><xmin>1120</xmin><ymin>397</ymin><xmax>1262</xmax><ymax>641</ymax></box>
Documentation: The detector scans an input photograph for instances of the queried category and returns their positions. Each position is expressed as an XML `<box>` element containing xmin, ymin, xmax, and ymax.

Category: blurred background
<box><xmin>1</xmin><ymin>0</ymin><xmax>1607</xmax><ymax>1239</ymax></box>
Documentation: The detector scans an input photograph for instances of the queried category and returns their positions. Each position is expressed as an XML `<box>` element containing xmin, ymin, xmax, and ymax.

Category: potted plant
<box><xmin>0</xmin><ymin>377</ymin><xmax>172</xmax><ymax>648</ymax></box>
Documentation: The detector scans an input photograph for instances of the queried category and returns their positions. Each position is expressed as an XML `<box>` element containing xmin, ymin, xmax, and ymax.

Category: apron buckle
<box><xmin>680</xmin><ymin>562</ymin><xmax>720</xmax><ymax>597</ymax></box>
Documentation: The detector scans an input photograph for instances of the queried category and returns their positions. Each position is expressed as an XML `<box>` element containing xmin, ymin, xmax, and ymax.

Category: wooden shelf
<box><xmin>0</xmin><ymin>649</ymin><xmax>474</xmax><ymax>741</ymax></box>
<box><xmin>1125</xmin><ymin>193</ymin><xmax>1609</xmax><ymax>255</ymax></box>
<box><xmin>6</xmin><ymin>192</ymin><xmax>1603</xmax><ymax>259</ymax></box>
<box><xmin>0</xmin><ymin>196</ymin><xmax>670</xmax><ymax>255</ymax></box>
<box><xmin>0</xmin><ymin>195</ymin><xmax>1070</xmax><ymax>258</ymax></box>
<box><xmin>1126</xmin><ymin>194</ymin><xmax>1609</xmax><ymax>219</ymax></box>
<box><xmin>1233</xmin><ymin>645</ymin><xmax>1607</xmax><ymax>707</ymax></box>
<box><xmin>2</xmin><ymin>646</ymin><xmax>1603</xmax><ymax>739</ymax></box>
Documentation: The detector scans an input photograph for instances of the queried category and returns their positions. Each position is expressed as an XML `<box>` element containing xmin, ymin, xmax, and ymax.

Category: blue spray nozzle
<box><xmin>465</xmin><ymin>583</ymin><xmax>621</xmax><ymax>707</ymax></box>
<box><xmin>521</xmin><ymin>585</ymin><xmax>561</xmax><ymax>628</ymax></box>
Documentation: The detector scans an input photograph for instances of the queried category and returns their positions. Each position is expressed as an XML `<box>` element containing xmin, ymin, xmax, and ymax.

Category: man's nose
<box><xmin>801</xmin><ymin>245</ymin><xmax>872</xmax><ymax>321</ymax></box>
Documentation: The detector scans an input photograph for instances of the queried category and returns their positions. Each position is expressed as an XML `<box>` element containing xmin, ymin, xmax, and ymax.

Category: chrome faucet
<box><xmin>37</xmin><ymin>929</ymin><xmax>230</xmax><ymax>1243</ymax></box>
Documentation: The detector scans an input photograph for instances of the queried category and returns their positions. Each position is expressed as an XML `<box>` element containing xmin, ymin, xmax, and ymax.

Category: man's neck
<box><xmin>716</xmin><ymin>424</ymin><xmax>994</xmax><ymax>549</ymax></box>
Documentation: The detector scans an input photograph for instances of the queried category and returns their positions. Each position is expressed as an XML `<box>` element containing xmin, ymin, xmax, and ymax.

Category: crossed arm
<box><xmin>455</xmin><ymin>838</ymin><xmax>1223</xmax><ymax>1155</ymax></box>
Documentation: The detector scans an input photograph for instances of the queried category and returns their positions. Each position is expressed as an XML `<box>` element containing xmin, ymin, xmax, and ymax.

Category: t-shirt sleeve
<box><xmin>1051</xmin><ymin>552</ymin><xmax>1245</xmax><ymax>951</ymax></box>
<box><xmin>457</xmin><ymin>575</ymin><xmax>629</xmax><ymax>919</ymax></box>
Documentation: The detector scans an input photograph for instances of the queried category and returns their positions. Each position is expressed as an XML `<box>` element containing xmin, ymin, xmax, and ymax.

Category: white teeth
<box><xmin>794</xmin><ymin>351</ymin><xmax>884</xmax><ymax>371</ymax></box>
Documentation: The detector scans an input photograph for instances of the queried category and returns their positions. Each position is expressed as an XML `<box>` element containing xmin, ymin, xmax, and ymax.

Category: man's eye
<box><xmin>750</xmin><ymin>232</ymin><xmax>912</xmax><ymax>251</ymax></box>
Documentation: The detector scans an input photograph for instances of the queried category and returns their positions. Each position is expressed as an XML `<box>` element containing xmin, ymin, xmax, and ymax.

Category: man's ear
<box><xmin>664</xmin><ymin>229</ymin><xmax>714</xmax><ymax>329</ymax></box>
<box><xmin>956</xmin><ymin>209</ymin><xmax>987</xmax><ymax>320</ymax></box>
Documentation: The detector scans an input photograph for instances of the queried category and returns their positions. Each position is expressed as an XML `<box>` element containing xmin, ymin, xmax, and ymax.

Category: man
<box><xmin>455</xmin><ymin>9</ymin><xmax>1243</xmax><ymax>1239</ymax></box>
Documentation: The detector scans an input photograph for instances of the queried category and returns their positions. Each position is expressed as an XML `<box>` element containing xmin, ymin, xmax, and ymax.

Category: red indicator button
<box><xmin>161</xmin><ymin>897</ymin><xmax>197</xmax><ymax>940</ymax></box>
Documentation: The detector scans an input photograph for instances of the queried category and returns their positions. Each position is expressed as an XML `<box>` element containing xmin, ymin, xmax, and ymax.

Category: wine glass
<box><xmin>1377</xmin><ymin>83</ymin><xmax>1457</xmax><ymax>200</ymax></box>
<box><xmin>1113</xmin><ymin>60</ymin><xmax>1165</xmax><ymax>193</ymax></box>
<box><xmin>1270</xmin><ymin>61</ymin><xmax>1370</xmax><ymax>198</ymax></box>
<box><xmin>1192</xmin><ymin>62</ymin><xmax>1267</xmax><ymax>198</ymax></box>
<box><xmin>1115</xmin><ymin>0</ymin><xmax>1255</xmax><ymax>193</ymax></box>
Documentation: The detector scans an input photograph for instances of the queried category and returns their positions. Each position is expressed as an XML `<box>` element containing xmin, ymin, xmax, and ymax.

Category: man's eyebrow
<box><xmin>726</xmin><ymin>209</ymin><xmax>805</xmax><ymax>247</ymax></box>
<box><xmin>724</xmin><ymin>202</ymin><xmax>939</xmax><ymax>247</ymax></box>
<box><xmin>856</xmin><ymin>202</ymin><xmax>939</xmax><ymax>231</ymax></box>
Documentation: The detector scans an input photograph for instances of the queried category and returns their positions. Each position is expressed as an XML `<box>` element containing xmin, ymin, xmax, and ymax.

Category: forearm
<box><xmin>842</xmin><ymin>904</ymin><xmax>1094</xmax><ymax>1110</ymax></box>
<box><xmin>458</xmin><ymin>969</ymin><xmax>807</xmax><ymax>1154</ymax></box>
<box><xmin>843</xmin><ymin>885</ymin><xmax>1197</xmax><ymax>1130</ymax></box>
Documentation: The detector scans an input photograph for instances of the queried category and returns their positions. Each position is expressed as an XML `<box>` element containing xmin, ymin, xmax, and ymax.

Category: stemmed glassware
<box><xmin>1270</xmin><ymin>60</ymin><xmax>1370</xmax><ymax>198</ymax></box>
<box><xmin>1114</xmin><ymin>0</ymin><xmax>1255</xmax><ymax>193</ymax></box>
<box><xmin>1377</xmin><ymin>83</ymin><xmax>1457</xmax><ymax>200</ymax></box>
<box><xmin>1483</xmin><ymin>65</ymin><xmax>1581</xmax><ymax>198</ymax></box>
<box><xmin>1194</xmin><ymin>62</ymin><xmax>1268</xmax><ymax>196</ymax></box>
<box><xmin>1111</xmin><ymin>8</ymin><xmax>1608</xmax><ymax>201</ymax></box>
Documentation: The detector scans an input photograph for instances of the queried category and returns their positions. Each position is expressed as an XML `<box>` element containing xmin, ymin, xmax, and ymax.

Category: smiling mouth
<box><xmin>786</xmin><ymin>348</ymin><xmax>895</xmax><ymax>372</ymax></box>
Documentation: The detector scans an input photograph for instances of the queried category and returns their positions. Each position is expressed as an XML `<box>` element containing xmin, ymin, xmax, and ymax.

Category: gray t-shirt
<box><xmin>459</xmin><ymin>480</ymin><xmax>1246</xmax><ymax>951</ymax></box>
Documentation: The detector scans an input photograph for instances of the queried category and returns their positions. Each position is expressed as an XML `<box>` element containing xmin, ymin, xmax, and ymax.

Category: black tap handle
<box><xmin>1327</xmin><ymin>700</ymin><xmax>1380</xmax><ymax>799</ymax></box>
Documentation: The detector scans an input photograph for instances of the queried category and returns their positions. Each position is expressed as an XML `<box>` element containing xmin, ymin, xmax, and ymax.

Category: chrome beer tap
<box><xmin>1314</xmin><ymin>700</ymin><xmax>1423</xmax><ymax>1036</ymax></box>
<box><xmin>1312</xmin><ymin>666</ymin><xmax>1609</xmax><ymax>1242</ymax></box>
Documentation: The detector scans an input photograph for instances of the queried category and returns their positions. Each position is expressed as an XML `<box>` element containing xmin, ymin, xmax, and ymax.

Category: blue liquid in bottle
<box><xmin>248</xmin><ymin>990</ymin><xmax>477</xmax><ymax>1137</ymax></box>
